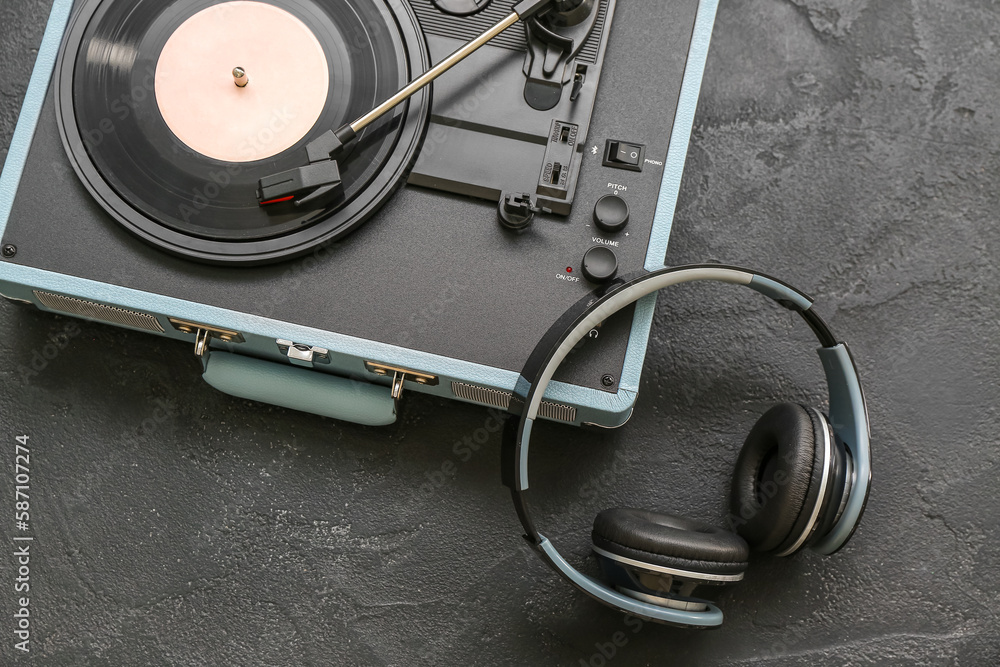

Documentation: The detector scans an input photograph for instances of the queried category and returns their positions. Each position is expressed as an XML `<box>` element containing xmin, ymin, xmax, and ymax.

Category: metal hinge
<box><xmin>364</xmin><ymin>362</ymin><xmax>439</xmax><ymax>400</ymax></box>
<box><xmin>169</xmin><ymin>318</ymin><xmax>245</xmax><ymax>357</ymax></box>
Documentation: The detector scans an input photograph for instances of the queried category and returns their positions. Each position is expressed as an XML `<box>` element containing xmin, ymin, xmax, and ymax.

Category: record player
<box><xmin>0</xmin><ymin>0</ymin><xmax>718</xmax><ymax>427</ymax></box>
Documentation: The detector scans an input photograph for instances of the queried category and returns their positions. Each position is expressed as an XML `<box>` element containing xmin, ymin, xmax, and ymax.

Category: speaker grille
<box><xmin>451</xmin><ymin>381</ymin><xmax>577</xmax><ymax>423</ymax></box>
<box><xmin>33</xmin><ymin>291</ymin><xmax>165</xmax><ymax>333</ymax></box>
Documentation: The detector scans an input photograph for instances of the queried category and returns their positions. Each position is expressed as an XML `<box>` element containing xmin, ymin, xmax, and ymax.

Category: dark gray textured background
<box><xmin>2</xmin><ymin>0</ymin><xmax>999</xmax><ymax>664</ymax></box>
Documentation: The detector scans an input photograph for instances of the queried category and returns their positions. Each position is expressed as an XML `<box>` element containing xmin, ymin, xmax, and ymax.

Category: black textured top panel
<box><xmin>1</xmin><ymin>0</ymin><xmax>699</xmax><ymax>393</ymax></box>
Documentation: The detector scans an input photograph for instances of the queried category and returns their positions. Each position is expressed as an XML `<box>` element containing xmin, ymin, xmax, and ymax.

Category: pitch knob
<box><xmin>593</xmin><ymin>194</ymin><xmax>630</xmax><ymax>233</ymax></box>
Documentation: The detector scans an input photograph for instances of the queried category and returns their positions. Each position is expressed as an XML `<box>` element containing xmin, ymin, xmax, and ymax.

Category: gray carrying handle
<box><xmin>202</xmin><ymin>352</ymin><xmax>397</xmax><ymax>426</ymax></box>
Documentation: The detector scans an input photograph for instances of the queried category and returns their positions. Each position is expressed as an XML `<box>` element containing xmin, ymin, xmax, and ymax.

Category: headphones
<box><xmin>501</xmin><ymin>265</ymin><xmax>871</xmax><ymax>628</ymax></box>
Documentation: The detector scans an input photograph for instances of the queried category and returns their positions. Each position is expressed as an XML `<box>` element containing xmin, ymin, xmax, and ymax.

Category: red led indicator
<box><xmin>566</xmin><ymin>267</ymin><xmax>573</xmax><ymax>273</ymax></box>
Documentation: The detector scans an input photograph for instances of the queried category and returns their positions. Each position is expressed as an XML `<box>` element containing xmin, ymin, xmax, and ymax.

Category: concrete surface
<box><xmin>1</xmin><ymin>0</ymin><xmax>999</xmax><ymax>664</ymax></box>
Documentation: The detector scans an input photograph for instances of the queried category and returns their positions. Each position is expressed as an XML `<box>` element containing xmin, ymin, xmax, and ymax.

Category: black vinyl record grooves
<box><xmin>56</xmin><ymin>0</ymin><xmax>431</xmax><ymax>265</ymax></box>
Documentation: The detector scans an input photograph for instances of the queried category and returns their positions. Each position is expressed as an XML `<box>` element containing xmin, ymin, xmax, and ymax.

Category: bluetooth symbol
<box><xmin>591</xmin><ymin>145</ymin><xmax>600</xmax><ymax>155</ymax></box>
<box><xmin>16</xmin><ymin>521</ymin><xmax>28</xmax><ymax>531</ymax></box>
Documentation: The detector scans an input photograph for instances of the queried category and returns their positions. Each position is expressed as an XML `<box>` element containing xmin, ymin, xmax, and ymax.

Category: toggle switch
<box><xmin>603</xmin><ymin>139</ymin><xmax>644</xmax><ymax>172</ymax></box>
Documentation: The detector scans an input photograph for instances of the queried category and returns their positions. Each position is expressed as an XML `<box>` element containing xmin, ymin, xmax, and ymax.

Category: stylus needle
<box><xmin>256</xmin><ymin>0</ymin><xmax>563</xmax><ymax>207</ymax></box>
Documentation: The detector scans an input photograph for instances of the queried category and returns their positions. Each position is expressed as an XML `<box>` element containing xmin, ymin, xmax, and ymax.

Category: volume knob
<box><xmin>582</xmin><ymin>246</ymin><xmax>618</xmax><ymax>283</ymax></box>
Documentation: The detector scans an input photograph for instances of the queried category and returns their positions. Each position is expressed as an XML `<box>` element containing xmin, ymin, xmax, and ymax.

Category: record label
<box><xmin>155</xmin><ymin>1</ymin><xmax>329</xmax><ymax>162</ymax></box>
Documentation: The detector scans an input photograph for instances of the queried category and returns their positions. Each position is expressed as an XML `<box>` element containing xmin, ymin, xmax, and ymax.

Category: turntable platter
<box><xmin>57</xmin><ymin>0</ymin><xmax>430</xmax><ymax>264</ymax></box>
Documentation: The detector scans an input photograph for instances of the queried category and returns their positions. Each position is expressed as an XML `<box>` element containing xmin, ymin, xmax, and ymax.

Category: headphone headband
<box><xmin>501</xmin><ymin>265</ymin><xmax>871</xmax><ymax>625</ymax></box>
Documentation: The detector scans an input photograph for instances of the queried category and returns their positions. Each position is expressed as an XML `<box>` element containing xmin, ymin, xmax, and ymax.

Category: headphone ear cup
<box><xmin>729</xmin><ymin>403</ymin><xmax>831</xmax><ymax>555</ymax></box>
<box><xmin>591</xmin><ymin>508</ymin><xmax>749</xmax><ymax>578</ymax></box>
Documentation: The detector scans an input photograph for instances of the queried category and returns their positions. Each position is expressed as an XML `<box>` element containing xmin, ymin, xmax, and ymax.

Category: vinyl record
<box><xmin>56</xmin><ymin>0</ymin><xmax>431</xmax><ymax>264</ymax></box>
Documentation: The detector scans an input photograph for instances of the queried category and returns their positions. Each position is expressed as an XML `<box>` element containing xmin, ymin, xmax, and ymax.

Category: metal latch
<box><xmin>364</xmin><ymin>362</ymin><xmax>439</xmax><ymax>400</ymax></box>
<box><xmin>169</xmin><ymin>318</ymin><xmax>245</xmax><ymax>357</ymax></box>
<box><xmin>277</xmin><ymin>340</ymin><xmax>331</xmax><ymax>368</ymax></box>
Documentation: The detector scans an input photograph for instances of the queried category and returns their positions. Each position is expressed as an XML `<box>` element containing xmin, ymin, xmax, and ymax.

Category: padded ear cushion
<box><xmin>729</xmin><ymin>403</ymin><xmax>827</xmax><ymax>553</ymax></box>
<box><xmin>592</xmin><ymin>508</ymin><xmax>749</xmax><ymax>577</ymax></box>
